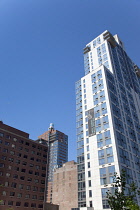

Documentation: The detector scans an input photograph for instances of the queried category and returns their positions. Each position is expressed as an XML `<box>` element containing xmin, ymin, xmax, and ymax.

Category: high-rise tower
<box><xmin>38</xmin><ymin>124</ymin><xmax>68</xmax><ymax>203</ymax></box>
<box><xmin>76</xmin><ymin>31</ymin><xmax>140</xmax><ymax>210</ymax></box>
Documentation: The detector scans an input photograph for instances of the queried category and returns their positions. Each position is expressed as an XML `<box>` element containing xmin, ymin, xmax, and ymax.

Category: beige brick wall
<box><xmin>52</xmin><ymin>161</ymin><xmax>78</xmax><ymax>210</ymax></box>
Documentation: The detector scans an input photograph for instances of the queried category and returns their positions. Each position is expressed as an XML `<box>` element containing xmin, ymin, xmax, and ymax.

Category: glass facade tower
<box><xmin>38</xmin><ymin>124</ymin><xmax>68</xmax><ymax>203</ymax></box>
<box><xmin>76</xmin><ymin>31</ymin><xmax>140</xmax><ymax>210</ymax></box>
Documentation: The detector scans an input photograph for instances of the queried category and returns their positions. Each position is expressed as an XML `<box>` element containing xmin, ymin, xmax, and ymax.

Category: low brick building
<box><xmin>52</xmin><ymin>161</ymin><xmax>78</xmax><ymax>210</ymax></box>
<box><xmin>0</xmin><ymin>121</ymin><xmax>48</xmax><ymax>210</ymax></box>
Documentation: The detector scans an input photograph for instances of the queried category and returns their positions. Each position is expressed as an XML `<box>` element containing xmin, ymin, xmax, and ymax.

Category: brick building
<box><xmin>0</xmin><ymin>121</ymin><xmax>48</xmax><ymax>210</ymax></box>
<box><xmin>52</xmin><ymin>161</ymin><xmax>78</xmax><ymax>210</ymax></box>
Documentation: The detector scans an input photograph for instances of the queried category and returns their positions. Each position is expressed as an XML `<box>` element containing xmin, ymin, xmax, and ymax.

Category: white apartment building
<box><xmin>76</xmin><ymin>31</ymin><xmax>140</xmax><ymax>210</ymax></box>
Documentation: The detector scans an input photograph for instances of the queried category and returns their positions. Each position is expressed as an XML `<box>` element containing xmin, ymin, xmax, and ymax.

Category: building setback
<box><xmin>38</xmin><ymin>123</ymin><xmax>68</xmax><ymax>203</ymax></box>
<box><xmin>0</xmin><ymin>121</ymin><xmax>48</xmax><ymax>210</ymax></box>
<box><xmin>76</xmin><ymin>31</ymin><xmax>140</xmax><ymax>210</ymax></box>
<box><xmin>52</xmin><ymin>161</ymin><xmax>78</xmax><ymax>210</ymax></box>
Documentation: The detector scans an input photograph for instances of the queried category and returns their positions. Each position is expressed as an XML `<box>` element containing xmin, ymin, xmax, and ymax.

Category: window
<box><xmin>2</xmin><ymin>191</ymin><xmax>6</xmax><ymax>196</ymax></box>
<box><xmin>20</xmin><ymin>176</ymin><xmax>25</xmax><ymax>180</ymax></box>
<box><xmin>88</xmin><ymin>171</ymin><xmax>91</xmax><ymax>177</ymax></box>
<box><xmin>42</xmin><ymin>167</ymin><xmax>46</xmax><ymax>171</ymax></box>
<box><xmin>27</xmin><ymin>177</ymin><xmax>32</xmax><ymax>182</ymax></box>
<box><xmin>14</xmin><ymin>167</ymin><xmax>19</xmax><ymax>171</ymax></box>
<box><xmin>41</xmin><ymin>180</ymin><xmax>45</xmax><ymax>184</ymax></box>
<box><xmin>24</xmin><ymin>202</ymin><xmax>29</xmax><ymax>207</ymax></box>
<box><xmin>98</xmin><ymin>149</ymin><xmax>105</xmax><ymax>158</ymax></box>
<box><xmin>0</xmin><ymin>163</ymin><xmax>4</xmax><ymax>168</ymax></box>
<box><xmin>34</xmin><ymin>179</ymin><xmax>39</xmax><ymax>183</ymax></box>
<box><xmin>16</xmin><ymin>160</ymin><xmax>20</xmax><ymax>164</ymax></box>
<box><xmin>22</xmin><ymin>161</ymin><xmax>27</xmax><ymax>166</ymax></box>
<box><xmin>25</xmin><ymin>148</ymin><xmax>29</xmax><ymax>152</ymax></box>
<box><xmin>10</xmin><ymin>192</ymin><xmax>15</xmax><ymax>196</ymax></box>
<box><xmin>8</xmin><ymin>201</ymin><xmax>13</xmax><ymax>206</ymax></box>
<box><xmin>25</xmin><ymin>142</ymin><xmax>29</xmax><ymax>146</ymax></box>
<box><xmin>25</xmin><ymin>194</ymin><xmax>30</xmax><ymax>199</ymax></box>
<box><xmin>40</xmin><ymin>188</ymin><xmax>45</xmax><ymax>192</ymax></box>
<box><xmin>11</xmin><ymin>182</ymin><xmax>17</xmax><ymax>188</ymax></box>
<box><xmin>0</xmin><ymin>200</ymin><xmax>5</xmax><ymax>205</ymax></box>
<box><xmin>100</xmin><ymin>168</ymin><xmax>106</xmax><ymax>177</ymax></box>
<box><xmin>11</xmin><ymin>144</ymin><xmax>16</xmax><ymax>148</ymax></box>
<box><xmin>102</xmin><ymin>200</ymin><xmax>110</xmax><ymax>209</ymax></box>
<box><xmin>88</xmin><ymin>180</ymin><xmax>91</xmax><ymax>187</ymax></box>
<box><xmin>19</xmin><ymin>140</ymin><xmax>24</xmax><ymax>144</ymax></box>
<box><xmin>0</xmin><ymin>132</ymin><xmax>4</xmax><ymax>137</ymax></box>
<box><xmin>35</xmin><ymin>172</ymin><xmax>39</xmax><ymax>176</ymax></box>
<box><xmin>89</xmin><ymin>190</ymin><xmax>92</xmax><ymax>197</ymax></box>
<box><xmin>19</xmin><ymin>184</ymin><xmax>24</xmax><ymax>189</ymax></box>
<box><xmin>87</xmin><ymin>153</ymin><xmax>90</xmax><ymax>159</ymax></box>
<box><xmin>90</xmin><ymin>201</ymin><xmax>93</xmax><ymax>207</ymax></box>
<box><xmin>6</xmin><ymin>135</ymin><xmax>11</xmax><ymax>139</ymax></box>
<box><xmin>13</xmin><ymin>174</ymin><xmax>18</xmax><ymax>179</ymax></box>
<box><xmin>13</xmin><ymin>137</ymin><xmax>17</xmax><ymax>142</ymax></box>
<box><xmin>23</xmin><ymin>155</ymin><xmax>28</xmax><ymax>159</ymax></box>
<box><xmin>26</xmin><ymin>185</ymin><xmax>31</xmax><ymax>190</ymax></box>
<box><xmin>21</xmin><ymin>168</ymin><xmax>26</xmax><ymax>173</ymax></box>
<box><xmin>32</xmin><ymin>195</ymin><xmax>37</xmax><ymax>200</ymax></box>
<box><xmin>39</xmin><ymin>196</ymin><xmax>44</xmax><ymax>200</ymax></box>
<box><xmin>106</xmin><ymin>147</ymin><xmax>113</xmax><ymax>156</ymax></box>
<box><xmin>3</xmin><ymin>148</ymin><xmax>8</xmax><ymax>153</ymax></box>
<box><xmin>38</xmin><ymin>204</ymin><xmax>43</xmax><ymax>208</ymax></box>
<box><xmin>31</xmin><ymin>203</ymin><xmax>36</xmax><ymax>207</ymax></box>
<box><xmin>100</xmin><ymin>177</ymin><xmax>107</xmax><ymax>185</ymax></box>
<box><xmin>87</xmin><ymin>162</ymin><xmax>90</xmax><ymax>168</ymax></box>
<box><xmin>6</xmin><ymin>173</ymin><xmax>10</xmax><ymax>177</ymax></box>
<box><xmin>17</xmin><ymin>193</ymin><xmax>22</xmax><ymax>198</ymax></box>
<box><xmin>5</xmin><ymin>141</ymin><xmax>10</xmax><ymax>146</ymax></box>
<box><xmin>33</xmin><ymin>186</ymin><xmax>38</xmax><ymax>191</ymax></box>
<box><xmin>29</xmin><ymin>170</ymin><xmax>33</xmax><ymax>174</ymax></box>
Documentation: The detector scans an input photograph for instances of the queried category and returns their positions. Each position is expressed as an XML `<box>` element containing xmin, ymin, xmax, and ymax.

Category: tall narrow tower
<box><xmin>76</xmin><ymin>31</ymin><xmax>140</xmax><ymax>210</ymax></box>
<box><xmin>38</xmin><ymin>124</ymin><xmax>68</xmax><ymax>203</ymax></box>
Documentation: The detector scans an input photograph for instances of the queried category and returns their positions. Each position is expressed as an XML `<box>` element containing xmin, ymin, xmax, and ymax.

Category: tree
<box><xmin>106</xmin><ymin>170</ymin><xmax>140</xmax><ymax>210</ymax></box>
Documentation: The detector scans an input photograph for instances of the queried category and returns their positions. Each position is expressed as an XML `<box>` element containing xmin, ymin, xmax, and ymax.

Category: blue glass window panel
<box><xmin>97</xmin><ymin>133</ymin><xmax>103</xmax><ymax>141</ymax></box>
<box><xmin>105</xmin><ymin>138</ymin><xmax>111</xmax><ymax>145</ymax></box>
<box><xmin>100</xmin><ymin>168</ymin><xmax>106</xmax><ymax>177</ymax></box>
<box><xmin>106</xmin><ymin>147</ymin><xmax>113</xmax><ymax>156</ymax></box>
<box><xmin>98</xmin><ymin>149</ymin><xmax>105</xmax><ymax>158</ymax></box>
<box><xmin>99</xmin><ymin>158</ymin><xmax>105</xmax><ymax>165</ymax></box>
<box><xmin>100</xmin><ymin>177</ymin><xmax>107</xmax><ymax>185</ymax></box>
<box><xmin>97</xmin><ymin>141</ymin><xmax>104</xmax><ymax>148</ymax></box>
<box><xmin>107</xmin><ymin>156</ymin><xmax>114</xmax><ymax>163</ymax></box>
<box><xmin>108</xmin><ymin>165</ymin><xmax>115</xmax><ymax>174</ymax></box>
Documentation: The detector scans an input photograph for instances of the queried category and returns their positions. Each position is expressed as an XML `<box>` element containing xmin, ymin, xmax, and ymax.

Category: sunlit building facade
<box><xmin>76</xmin><ymin>31</ymin><xmax>140</xmax><ymax>210</ymax></box>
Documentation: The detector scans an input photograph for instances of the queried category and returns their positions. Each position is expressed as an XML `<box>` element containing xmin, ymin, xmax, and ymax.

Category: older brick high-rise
<box><xmin>0</xmin><ymin>121</ymin><xmax>48</xmax><ymax>210</ymax></box>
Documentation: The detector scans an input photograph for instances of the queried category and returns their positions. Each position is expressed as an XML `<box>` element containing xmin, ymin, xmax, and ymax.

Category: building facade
<box><xmin>38</xmin><ymin>124</ymin><xmax>68</xmax><ymax>203</ymax></box>
<box><xmin>52</xmin><ymin>161</ymin><xmax>78</xmax><ymax>210</ymax></box>
<box><xmin>76</xmin><ymin>31</ymin><xmax>140</xmax><ymax>210</ymax></box>
<box><xmin>0</xmin><ymin>121</ymin><xmax>48</xmax><ymax>210</ymax></box>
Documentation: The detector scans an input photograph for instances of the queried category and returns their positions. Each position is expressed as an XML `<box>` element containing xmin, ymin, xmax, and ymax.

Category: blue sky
<box><xmin>0</xmin><ymin>0</ymin><xmax>140</xmax><ymax>161</ymax></box>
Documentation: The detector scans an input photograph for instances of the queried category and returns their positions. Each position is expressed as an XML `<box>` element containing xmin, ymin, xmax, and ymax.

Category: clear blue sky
<box><xmin>0</xmin><ymin>0</ymin><xmax>140</xmax><ymax>161</ymax></box>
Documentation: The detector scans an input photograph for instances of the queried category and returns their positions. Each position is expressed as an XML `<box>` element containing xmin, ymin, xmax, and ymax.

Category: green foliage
<box><xmin>106</xmin><ymin>170</ymin><xmax>140</xmax><ymax>210</ymax></box>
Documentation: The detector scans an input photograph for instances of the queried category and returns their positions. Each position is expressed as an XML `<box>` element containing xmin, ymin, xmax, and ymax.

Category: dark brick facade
<box><xmin>0</xmin><ymin>121</ymin><xmax>48</xmax><ymax>210</ymax></box>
